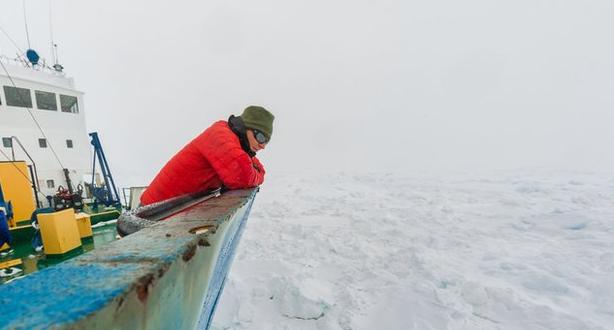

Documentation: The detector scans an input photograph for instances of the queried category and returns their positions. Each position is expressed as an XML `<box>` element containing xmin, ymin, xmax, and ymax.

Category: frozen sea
<box><xmin>211</xmin><ymin>170</ymin><xmax>614</xmax><ymax>330</ymax></box>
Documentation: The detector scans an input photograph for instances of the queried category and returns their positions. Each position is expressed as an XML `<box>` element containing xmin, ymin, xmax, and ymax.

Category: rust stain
<box><xmin>158</xmin><ymin>263</ymin><xmax>170</xmax><ymax>278</ymax></box>
<box><xmin>115</xmin><ymin>296</ymin><xmax>125</xmax><ymax>313</ymax></box>
<box><xmin>182</xmin><ymin>245</ymin><xmax>197</xmax><ymax>262</ymax></box>
<box><xmin>136</xmin><ymin>274</ymin><xmax>154</xmax><ymax>303</ymax></box>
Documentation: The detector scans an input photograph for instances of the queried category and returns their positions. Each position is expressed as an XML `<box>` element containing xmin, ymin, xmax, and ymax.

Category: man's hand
<box><xmin>252</xmin><ymin>158</ymin><xmax>265</xmax><ymax>174</ymax></box>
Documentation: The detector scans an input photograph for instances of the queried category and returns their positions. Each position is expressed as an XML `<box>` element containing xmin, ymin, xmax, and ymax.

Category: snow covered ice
<box><xmin>211</xmin><ymin>170</ymin><xmax>614</xmax><ymax>329</ymax></box>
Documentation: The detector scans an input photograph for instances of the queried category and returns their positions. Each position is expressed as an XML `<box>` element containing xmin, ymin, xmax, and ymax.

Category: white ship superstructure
<box><xmin>0</xmin><ymin>58</ymin><xmax>93</xmax><ymax>200</ymax></box>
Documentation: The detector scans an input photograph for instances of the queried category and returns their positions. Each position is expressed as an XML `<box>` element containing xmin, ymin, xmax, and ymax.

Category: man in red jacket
<box><xmin>140</xmin><ymin>106</ymin><xmax>274</xmax><ymax>206</ymax></box>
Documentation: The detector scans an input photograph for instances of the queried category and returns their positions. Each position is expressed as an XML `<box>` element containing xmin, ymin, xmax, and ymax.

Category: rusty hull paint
<box><xmin>0</xmin><ymin>188</ymin><xmax>257</xmax><ymax>330</ymax></box>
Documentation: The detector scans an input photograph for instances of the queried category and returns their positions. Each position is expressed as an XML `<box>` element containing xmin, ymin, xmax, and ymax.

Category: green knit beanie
<box><xmin>240</xmin><ymin>106</ymin><xmax>275</xmax><ymax>140</ymax></box>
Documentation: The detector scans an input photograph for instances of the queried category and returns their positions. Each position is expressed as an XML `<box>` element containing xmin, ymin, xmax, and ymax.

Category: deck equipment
<box><xmin>89</xmin><ymin>132</ymin><xmax>120</xmax><ymax>208</ymax></box>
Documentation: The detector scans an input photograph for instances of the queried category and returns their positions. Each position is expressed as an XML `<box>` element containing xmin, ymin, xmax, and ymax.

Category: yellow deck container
<box><xmin>75</xmin><ymin>212</ymin><xmax>93</xmax><ymax>238</ymax></box>
<box><xmin>38</xmin><ymin>208</ymin><xmax>82</xmax><ymax>256</ymax></box>
<box><xmin>0</xmin><ymin>161</ymin><xmax>36</xmax><ymax>225</ymax></box>
<box><xmin>0</xmin><ymin>258</ymin><xmax>22</xmax><ymax>270</ymax></box>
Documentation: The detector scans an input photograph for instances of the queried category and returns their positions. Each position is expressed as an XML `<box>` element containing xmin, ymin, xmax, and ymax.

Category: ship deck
<box><xmin>0</xmin><ymin>222</ymin><xmax>118</xmax><ymax>284</ymax></box>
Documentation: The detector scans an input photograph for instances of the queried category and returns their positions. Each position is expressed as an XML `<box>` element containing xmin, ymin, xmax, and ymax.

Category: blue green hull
<box><xmin>0</xmin><ymin>188</ymin><xmax>257</xmax><ymax>329</ymax></box>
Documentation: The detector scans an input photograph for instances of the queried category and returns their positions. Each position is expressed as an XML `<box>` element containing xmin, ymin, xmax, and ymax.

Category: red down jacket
<box><xmin>140</xmin><ymin>120</ymin><xmax>265</xmax><ymax>206</ymax></box>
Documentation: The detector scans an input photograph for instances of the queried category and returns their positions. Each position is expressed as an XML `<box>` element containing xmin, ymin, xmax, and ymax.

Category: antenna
<box><xmin>48</xmin><ymin>0</ymin><xmax>63</xmax><ymax>72</ymax></box>
<box><xmin>49</xmin><ymin>0</ymin><xmax>56</xmax><ymax>64</ymax></box>
<box><xmin>52</xmin><ymin>44</ymin><xmax>63</xmax><ymax>72</ymax></box>
<box><xmin>22</xmin><ymin>0</ymin><xmax>31</xmax><ymax>49</ymax></box>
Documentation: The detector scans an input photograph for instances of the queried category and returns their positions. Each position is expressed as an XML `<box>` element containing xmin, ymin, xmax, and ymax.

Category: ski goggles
<box><xmin>252</xmin><ymin>129</ymin><xmax>269</xmax><ymax>144</ymax></box>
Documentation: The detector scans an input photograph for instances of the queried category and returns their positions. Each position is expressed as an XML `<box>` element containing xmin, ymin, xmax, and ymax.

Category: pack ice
<box><xmin>211</xmin><ymin>170</ymin><xmax>614</xmax><ymax>330</ymax></box>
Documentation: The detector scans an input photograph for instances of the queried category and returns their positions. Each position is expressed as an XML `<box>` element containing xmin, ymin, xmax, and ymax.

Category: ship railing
<box><xmin>0</xmin><ymin>187</ymin><xmax>258</xmax><ymax>330</ymax></box>
<box><xmin>0</xmin><ymin>54</ymin><xmax>66</xmax><ymax>76</ymax></box>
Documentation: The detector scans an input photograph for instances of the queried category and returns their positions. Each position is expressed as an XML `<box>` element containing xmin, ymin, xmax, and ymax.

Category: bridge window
<box><xmin>39</xmin><ymin>138</ymin><xmax>47</xmax><ymax>148</ymax></box>
<box><xmin>2</xmin><ymin>137</ymin><xmax>11</xmax><ymax>148</ymax></box>
<box><xmin>60</xmin><ymin>95</ymin><xmax>79</xmax><ymax>113</ymax></box>
<box><xmin>66</xmin><ymin>139</ymin><xmax>73</xmax><ymax>148</ymax></box>
<box><xmin>3</xmin><ymin>86</ymin><xmax>32</xmax><ymax>108</ymax></box>
<box><xmin>46</xmin><ymin>179</ymin><xmax>55</xmax><ymax>189</ymax></box>
<box><xmin>35</xmin><ymin>90</ymin><xmax>58</xmax><ymax>111</ymax></box>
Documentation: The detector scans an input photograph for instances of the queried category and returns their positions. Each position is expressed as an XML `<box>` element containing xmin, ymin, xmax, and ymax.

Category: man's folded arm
<box><xmin>199</xmin><ymin>141</ymin><xmax>264</xmax><ymax>189</ymax></box>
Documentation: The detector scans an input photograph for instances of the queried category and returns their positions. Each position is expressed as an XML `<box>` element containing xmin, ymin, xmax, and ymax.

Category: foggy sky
<box><xmin>2</xmin><ymin>0</ymin><xmax>614</xmax><ymax>187</ymax></box>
